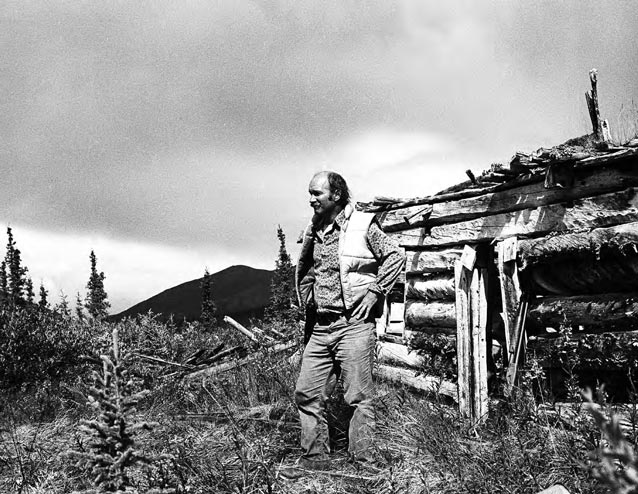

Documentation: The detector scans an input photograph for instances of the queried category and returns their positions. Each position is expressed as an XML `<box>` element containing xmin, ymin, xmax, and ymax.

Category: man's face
<box><xmin>308</xmin><ymin>174</ymin><xmax>340</xmax><ymax>218</ymax></box>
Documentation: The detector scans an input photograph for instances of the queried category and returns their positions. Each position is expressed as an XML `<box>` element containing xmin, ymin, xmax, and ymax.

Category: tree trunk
<box><xmin>406</xmin><ymin>274</ymin><xmax>455</xmax><ymax>301</ymax></box>
<box><xmin>374</xmin><ymin>364</ymin><xmax>457</xmax><ymax>401</ymax></box>
<box><xmin>406</xmin><ymin>248</ymin><xmax>462</xmax><ymax>274</ymax></box>
<box><xmin>405</xmin><ymin>300</ymin><xmax>456</xmax><ymax>330</ymax></box>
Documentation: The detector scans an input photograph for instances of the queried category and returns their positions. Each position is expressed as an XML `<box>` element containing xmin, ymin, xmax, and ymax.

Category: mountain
<box><xmin>112</xmin><ymin>265</ymin><xmax>274</xmax><ymax>324</ymax></box>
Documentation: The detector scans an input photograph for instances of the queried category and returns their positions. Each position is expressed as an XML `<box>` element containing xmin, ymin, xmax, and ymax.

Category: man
<box><xmin>292</xmin><ymin>171</ymin><xmax>405</xmax><ymax>471</ymax></box>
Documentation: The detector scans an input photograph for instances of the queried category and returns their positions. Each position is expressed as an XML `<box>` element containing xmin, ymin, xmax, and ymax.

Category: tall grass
<box><xmin>0</xmin><ymin>311</ymin><xmax>635</xmax><ymax>493</ymax></box>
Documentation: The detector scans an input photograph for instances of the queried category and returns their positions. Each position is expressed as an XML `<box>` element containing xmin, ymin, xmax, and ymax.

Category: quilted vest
<box><xmin>295</xmin><ymin>204</ymin><xmax>378</xmax><ymax>311</ymax></box>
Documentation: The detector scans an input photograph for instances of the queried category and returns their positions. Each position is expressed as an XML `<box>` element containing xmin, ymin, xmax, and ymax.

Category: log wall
<box><xmin>370</xmin><ymin>152</ymin><xmax>638</xmax><ymax>410</ymax></box>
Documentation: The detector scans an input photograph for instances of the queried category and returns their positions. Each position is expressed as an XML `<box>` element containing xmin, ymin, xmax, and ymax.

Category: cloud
<box><xmin>12</xmin><ymin>222</ymin><xmax>269</xmax><ymax>313</ymax></box>
<box><xmin>2</xmin><ymin>1</ymin><xmax>637</xmax><ymax>310</ymax></box>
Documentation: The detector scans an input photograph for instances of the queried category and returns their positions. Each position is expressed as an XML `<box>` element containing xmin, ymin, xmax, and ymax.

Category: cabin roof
<box><xmin>358</xmin><ymin>134</ymin><xmax>638</xmax><ymax>214</ymax></box>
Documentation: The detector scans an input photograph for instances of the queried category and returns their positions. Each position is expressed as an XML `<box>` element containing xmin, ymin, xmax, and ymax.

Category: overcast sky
<box><xmin>2</xmin><ymin>1</ymin><xmax>637</xmax><ymax>313</ymax></box>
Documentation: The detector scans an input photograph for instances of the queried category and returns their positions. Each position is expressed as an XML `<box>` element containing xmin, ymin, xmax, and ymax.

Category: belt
<box><xmin>315</xmin><ymin>312</ymin><xmax>345</xmax><ymax>326</ymax></box>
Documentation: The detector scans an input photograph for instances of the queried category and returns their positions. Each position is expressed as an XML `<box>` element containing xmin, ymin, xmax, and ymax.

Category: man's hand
<box><xmin>351</xmin><ymin>291</ymin><xmax>380</xmax><ymax>321</ymax></box>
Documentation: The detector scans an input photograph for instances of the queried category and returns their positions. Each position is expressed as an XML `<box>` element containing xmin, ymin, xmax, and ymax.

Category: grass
<box><xmin>0</xmin><ymin>314</ymin><xmax>634</xmax><ymax>493</ymax></box>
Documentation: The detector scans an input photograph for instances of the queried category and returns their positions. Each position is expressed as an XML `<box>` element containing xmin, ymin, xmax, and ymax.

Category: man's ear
<box><xmin>331</xmin><ymin>191</ymin><xmax>341</xmax><ymax>203</ymax></box>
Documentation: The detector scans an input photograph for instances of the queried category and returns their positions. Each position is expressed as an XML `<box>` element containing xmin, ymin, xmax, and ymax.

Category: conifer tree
<box><xmin>75</xmin><ymin>292</ymin><xmax>85</xmax><ymax>320</ymax></box>
<box><xmin>4</xmin><ymin>227</ymin><xmax>28</xmax><ymax>306</ymax></box>
<box><xmin>265</xmin><ymin>225</ymin><xmax>297</xmax><ymax>324</ymax></box>
<box><xmin>38</xmin><ymin>282</ymin><xmax>49</xmax><ymax>310</ymax></box>
<box><xmin>200</xmin><ymin>267</ymin><xmax>217</xmax><ymax>328</ymax></box>
<box><xmin>85</xmin><ymin>250</ymin><xmax>110</xmax><ymax>321</ymax></box>
<box><xmin>25</xmin><ymin>277</ymin><xmax>34</xmax><ymax>304</ymax></box>
<box><xmin>55</xmin><ymin>290</ymin><xmax>71</xmax><ymax>318</ymax></box>
<box><xmin>0</xmin><ymin>261</ymin><xmax>6</xmax><ymax>306</ymax></box>
<box><xmin>69</xmin><ymin>328</ymin><xmax>156</xmax><ymax>492</ymax></box>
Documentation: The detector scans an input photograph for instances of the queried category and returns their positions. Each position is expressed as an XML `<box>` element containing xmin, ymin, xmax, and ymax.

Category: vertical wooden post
<box><xmin>585</xmin><ymin>68</ymin><xmax>611</xmax><ymax>142</ymax></box>
<box><xmin>497</xmin><ymin>237</ymin><xmax>520</xmax><ymax>366</ymax></box>
<box><xmin>496</xmin><ymin>237</ymin><xmax>531</xmax><ymax>395</ymax></box>
<box><xmin>471</xmin><ymin>268</ymin><xmax>489</xmax><ymax>421</ymax></box>
<box><xmin>455</xmin><ymin>245</ymin><xmax>489</xmax><ymax>423</ymax></box>
<box><xmin>455</xmin><ymin>260</ymin><xmax>472</xmax><ymax>417</ymax></box>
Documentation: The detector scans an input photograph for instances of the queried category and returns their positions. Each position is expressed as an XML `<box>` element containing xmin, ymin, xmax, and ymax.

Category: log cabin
<box><xmin>360</xmin><ymin>134</ymin><xmax>638</xmax><ymax>421</ymax></box>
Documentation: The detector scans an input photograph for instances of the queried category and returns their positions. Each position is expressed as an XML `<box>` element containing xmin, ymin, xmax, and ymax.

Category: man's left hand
<box><xmin>351</xmin><ymin>291</ymin><xmax>380</xmax><ymax>321</ymax></box>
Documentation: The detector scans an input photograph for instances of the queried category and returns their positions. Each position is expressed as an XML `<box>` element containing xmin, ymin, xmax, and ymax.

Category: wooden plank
<box><xmin>405</xmin><ymin>300</ymin><xmax>456</xmax><ymax>329</ymax></box>
<box><xmin>497</xmin><ymin>239</ymin><xmax>521</xmax><ymax>364</ymax></box>
<box><xmin>527</xmin><ymin>292</ymin><xmax>638</xmax><ymax>333</ymax></box>
<box><xmin>470</xmin><ymin>268</ymin><xmax>489</xmax><ymax>423</ymax></box>
<box><xmin>406</xmin><ymin>248</ymin><xmax>462</xmax><ymax>274</ymax></box>
<box><xmin>505</xmin><ymin>294</ymin><xmax>530</xmax><ymax>394</ymax></box>
<box><xmin>390</xmin><ymin>187</ymin><xmax>638</xmax><ymax>248</ymax></box>
<box><xmin>406</xmin><ymin>274</ymin><xmax>455</xmax><ymax>301</ymax></box>
<box><xmin>381</xmin><ymin>165</ymin><xmax>638</xmax><ymax>232</ymax></box>
<box><xmin>455</xmin><ymin>261</ymin><xmax>472</xmax><ymax>418</ymax></box>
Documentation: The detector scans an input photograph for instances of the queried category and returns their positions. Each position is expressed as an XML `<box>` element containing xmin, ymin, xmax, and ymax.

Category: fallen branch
<box><xmin>224</xmin><ymin>316</ymin><xmax>275</xmax><ymax>344</ymax></box>
<box><xmin>131</xmin><ymin>353</ymin><xmax>195</xmax><ymax>370</ymax></box>
<box><xmin>183</xmin><ymin>340</ymin><xmax>297</xmax><ymax>380</ymax></box>
<box><xmin>224</xmin><ymin>315</ymin><xmax>259</xmax><ymax>342</ymax></box>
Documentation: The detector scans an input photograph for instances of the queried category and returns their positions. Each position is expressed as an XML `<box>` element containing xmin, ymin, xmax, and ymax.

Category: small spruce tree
<box><xmin>4</xmin><ymin>227</ymin><xmax>29</xmax><ymax>306</ymax></box>
<box><xmin>265</xmin><ymin>225</ymin><xmax>297</xmax><ymax>325</ymax></box>
<box><xmin>55</xmin><ymin>290</ymin><xmax>71</xmax><ymax>318</ymax></box>
<box><xmin>85</xmin><ymin>250</ymin><xmax>111</xmax><ymax>321</ymax></box>
<box><xmin>25</xmin><ymin>277</ymin><xmax>34</xmax><ymax>304</ymax></box>
<box><xmin>76</xmin><ymin>292</ymin><xmax>85</xmax><ymax>320</ymax></box>
<box><xmin>200</xmin><ymin>267</ymin><xmax>218</xmax><ymax>328</ymax></box>
<box><xmin>38</xmin><ymin>282</ymin><xmax>49</xmax><ymax>310</ymax></box>
<box><xmin>0</xmin><ymin>260</ymin><xmax>7</xmax><ymax>306</ymax></box>
<box><xmin>70</xmin><ymin>328</ymin><xmax>155</xmax><ymax>492</ymax></box>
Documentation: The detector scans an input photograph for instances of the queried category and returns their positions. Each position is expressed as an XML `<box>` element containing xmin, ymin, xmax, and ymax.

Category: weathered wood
<box><xmin>405</xmin><ymin>300</ymin><xmax>456</xmax><ymax>330</ymax></box>
<box><xmin>406</xmin><ymin>248</ymin><xmax>462</xmax><ymax>274</ymax></box>
<box><xmin>455</xmin><ymin>261</ymin><xmax>472</xmax><ymax>418</ymax></box>
<box><xmin>505</xmin><ymin>294</ymin><xmax>530</xmax><ymax>394</ymax></box>
<box><xmin>390</xmin><ymin>187</ymin><xmax>638</xmax><ymax>248</ymax></box>
<box><xmin>471</xmin><ymin>268</ymin><xmax>489</xmax><ymax>422</ymax></box>
<box><xmin>381</xmin><ymin>167</ymin><xmax>638</xmax><ymax>233</ymax></box>
<box><xmin>497</xmin><ymin>238</ymin><xmax>521</xmax><ymax>363</ymax></box>
<box><xmin>586</xmin><ymin>68</ymin><xmax>604</xmax><ymax>139</ymax></box>
<box><xmin>374</xmin><ymin>364</ymin><xmax>457</xmax><ymax>401</ymax></box>
<box><xmin>184</xmin><ymin>340</ymin><xmax>297</xmax><ymax>380</ymax></box>
<box><xmin>525</xmin><ymin>256</ymin><xmax>638</xmax><ymax>296</ymax></box>
<box><xmin>224</xmin><ymin>316</ymin><xmax>274</xmax><ymax>344</ymax></box>
<box><xmin>518</xmin><ymin>221</ymin><xmax>638</xmax><ymax>295</ymax></box>
<box><xmin>362</xmin><ymin>148</ymin><xmax>638</xmax><ymax>213</ymax></box>
<box><xmin>376</xmin><ymin>341</ymin><xmax>427</xmax><ymax>369</ymax></box>
<box><xmin>406</xmin><ymin>274</ymin><xmax>455</xmax><ymax>301</ymax></box>
<box><xmin>518</xmin><ymin>220</ymin><xmax>638</xmax><ymax>269</ymax></box>
<box><xmin>526</xmin><ymin>292</ymin><xmax>638</xmax><ymax>333</ymax></box>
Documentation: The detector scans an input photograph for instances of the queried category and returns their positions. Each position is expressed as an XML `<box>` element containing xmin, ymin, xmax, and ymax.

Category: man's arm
<box><xmin>350</xmin><ymin>220</ymin><xmax>405</xmax><ymax>320</ymax></box>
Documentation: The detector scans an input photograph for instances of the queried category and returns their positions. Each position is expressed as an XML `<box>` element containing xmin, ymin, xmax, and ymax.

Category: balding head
<box><xmin>310</xmin><ymin>171</ymin><xmax>350</xmax><ymax>207</ymax></box>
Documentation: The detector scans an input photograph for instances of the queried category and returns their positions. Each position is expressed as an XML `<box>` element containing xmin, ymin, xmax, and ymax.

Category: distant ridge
<box><xmin>112</xmin><ymin>265</ymin><xmax>273</xmax><ymax>324</ymax></box>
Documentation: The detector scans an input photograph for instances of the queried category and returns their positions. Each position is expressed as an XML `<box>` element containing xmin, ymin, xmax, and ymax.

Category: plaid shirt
<box><xmin>312</xmin><ymin>209</ymin><xmax>404</xmax><ymax>314</ymax></box>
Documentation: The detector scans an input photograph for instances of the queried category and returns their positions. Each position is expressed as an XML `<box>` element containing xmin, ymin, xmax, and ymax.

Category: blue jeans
<box><xmin>294</xmin><ymin>317</ymin><xmax>376</xmax><ymax>461</ymax></box>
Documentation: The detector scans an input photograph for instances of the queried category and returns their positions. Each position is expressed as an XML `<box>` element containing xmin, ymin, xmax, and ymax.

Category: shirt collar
<box><xmin>334</xmin><ymin>209</ymin><xmax>347</xmax><ymax>229</ymax></box>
